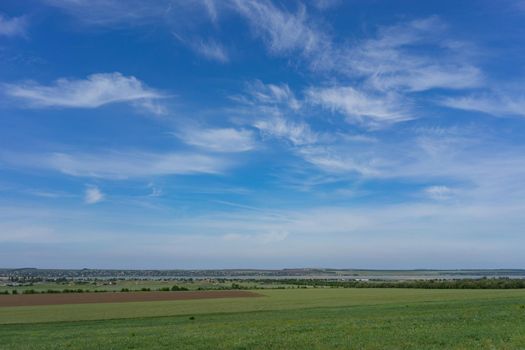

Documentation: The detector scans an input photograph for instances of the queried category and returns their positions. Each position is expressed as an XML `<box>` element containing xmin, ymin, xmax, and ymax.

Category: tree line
<box><xmin>253</xmin><ymin>278</ymin><xmax>525</xmax><ymax>289</ymax></box>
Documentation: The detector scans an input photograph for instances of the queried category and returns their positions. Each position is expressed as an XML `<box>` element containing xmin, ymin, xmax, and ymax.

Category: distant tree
<box><xmin>170</xmin><ymin>285</ymin><xmax>188</xmax><ymax>291</ymax></box>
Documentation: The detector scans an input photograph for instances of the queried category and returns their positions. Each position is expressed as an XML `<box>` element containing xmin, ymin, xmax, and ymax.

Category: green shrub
<box><xmin>171</xmin><ymin>285</ymin><xmax>188</xmax><ymax>291</ymax></box>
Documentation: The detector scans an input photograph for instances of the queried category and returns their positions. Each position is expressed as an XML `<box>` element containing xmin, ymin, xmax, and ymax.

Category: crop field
<box><xmin>0</xmin><ymin>290</ymin><xmax>260</xmax><ymax>307</ymax></box>
<box><xmin>1</xmin><ymin>288</ymin><xmax>525</xmax><ymax>349</ymax></box>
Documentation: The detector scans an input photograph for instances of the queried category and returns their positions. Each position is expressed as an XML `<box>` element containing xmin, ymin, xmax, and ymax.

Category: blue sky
<box><xmin>1</xmin><ymin>0</ymin><xmax>525</xmax><ymax>269</ymax></box>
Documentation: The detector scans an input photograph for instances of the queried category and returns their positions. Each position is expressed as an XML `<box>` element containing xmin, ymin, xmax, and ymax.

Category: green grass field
<box><xmin>1</xmin><ymin>288</ymin><xmax>525</xmax><ymax>349</ymax></box>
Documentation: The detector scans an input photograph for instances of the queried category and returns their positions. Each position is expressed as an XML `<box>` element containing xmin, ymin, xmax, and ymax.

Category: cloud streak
<box><xmin>441</xmin><ymin>92</ymin><xmax>525</xmax><ymax>118</ymax></box>
<box><xmin>44</xmin><ymin>0</ymin><xmax>216</xmax><ymax>26</ymax></box>
<box><xmin>0</xmin><ymin>14</ymin><xmax>28</xmax><ymax>38</ymax></box>
<box><xmin>190</xmin><ymin>38</ymin><xmax>229</xmax><ymax>63</ymax></box>
<box><xmin>1</xmin><ymin>150</ymin><xmax>230</xmax><ymax>179</ymax></box>
<box><xmin>4</xmin><ymin>72</ymin><xmax>166</xmax><ymax>114</ymax></box>
<box><xmin>345</xmin><ymin>17</ymin><xmax>483</xmax><ymax>92</ymax></box>
<box><xmin>175</xmin><ymin>127</ymin><xmax>255</xmax><ymax>152</ymax></box>
<box><xmin>254</xmin><ymin>117</ymin><xmax>317</xmax><ymax>146</ymax></box>
<box><xmin>231</xmin><ymin>0</ymin><xmax>329</xmax><ymax>59</ymax></box>
<box><xmin>307</xmin><ymin>86</ymin><xmax>411</xmax><ymax>127</ymax></box>
<box><xmin>173</xmin><ymin>33</ymin><xmax>230</xmax><ymax>63</ymax></box>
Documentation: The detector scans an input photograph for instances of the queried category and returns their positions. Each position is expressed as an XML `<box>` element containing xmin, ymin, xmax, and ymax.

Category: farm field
<box><xmin>1</xmin><ymin>288</ymin><xmax>525</xmax><ymax>349</ymax></box>
<box><xmin>0</xmin><ymin>290</ymin><xmax>260</xmax><ymax>307</ymax></box>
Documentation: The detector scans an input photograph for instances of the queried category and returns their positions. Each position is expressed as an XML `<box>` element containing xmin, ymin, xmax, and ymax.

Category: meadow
<box><xmin>1</xmin><ymin>288</ymin><xmax>525</xmax><ymax>349</ymax></box>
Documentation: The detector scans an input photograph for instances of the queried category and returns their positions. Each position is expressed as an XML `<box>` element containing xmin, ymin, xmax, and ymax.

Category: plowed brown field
<box><xmin>0</xmin><ymin>290</ymin><xmax>261</xmax><ymax>307</ymax></box>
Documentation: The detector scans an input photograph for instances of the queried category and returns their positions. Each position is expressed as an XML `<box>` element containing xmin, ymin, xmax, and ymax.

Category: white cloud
<box><xmin>43</xmin><ymin>1</ymin><xmax>483</xmax><ymax>97</ymax></box>
<box><xmin>231</xmin><ymin>0</ymin><xmax>329</xmax><ymax>58</ymax></box>
<box><xmin>231</xmin><ymin>81</ymin><xmax>312</xmax><ymax>147</ymax></box>
<box><xmin>176</xmin><ymin>127</ymin><xmax>255</xmax><ymax>152</ymax></box>
<box><xmin>231</xmin><ymin>14</ymin><xmax>484</xmax><ymax>130</ymax></box>
<box><xmin>1</xmin><ymin>150</ymin><xmax>230</xmax><ymax>179</ymax></box>
<box><xmin>254</xmin><ymin>117</ymin><xmax>317</xmax><ymax>146</ymax></box>
<box><xmin>173</xmin><ymin>33</ymin><xmax>229</xmax><ymax>63</ymax></box>
<box><xmin>369</xmin><ymin>65</ymin><xmax>482</xmax><ymax>93</ymax></box>
<box><xmin>441</xmin><ymin>93</ymin><xmax>525</xmax><ymax>118</ymax></box>
<box><xmin>202</xmin><ymin>0</ymin><xmax>219</xmax><ymax>22</ymax></box>
<box><xmin>424</xmin><ymin>186</ymin><xmax>454</xmax><ymax>200</ymax></box>
<box><xmin>235</xmin><ymin>81</ymin><xmax>394</xmax><ymax>172</ymax></box>
<box><xmin>237</xmin><ymin>80</ymin><xmax>301</xmax><ymax>110</ymax></box>
<box><xmin>231</xmin><ymin>8</ymin><xmax>482</xmax><ymax>93</ymax></box>
<box><xmin>4</xmin><ymin>72</ymin><xmax>166</xmax><ymax>114</ymax></box>
<box><xmin>191</xmin><ymin>38</ymin><xmax>229</xmax><ymax>63</ymax></box>
<box><xmin>85</xmin><ymin>185</ymin><xmax>104</xmax><ymax>204</ymax></box>
<box><xmin>147</xmin><ymin>183</ymin><xmax>162</xmax><ymax>197</ymax></box>
<box><xmin>311</xmin><ymin>0</ymin><xmax>342</xmax><ymax>10</ymax></box>
<box><xmin>339</xmin><ymin>17</ymin><xmax>483</xmax><ymax>92</ymax></box>
<box><xmin>307</xmin><ymin>86</ymin><xmax>411</xmax><ymax>127</ymax></box>
<box><xmin>297</xmin><ymin>145</ymin><xmax>379</xmax><ymax>175</ymax></box>
<box><xmin>0</xmin><ymin>14</ymin><xmax>28</xmax><ymax>38</ymax></box>
<box><xmin>23</xmin><ymin>189</ymin><xmax>72</xmax><ymax>199</ymax></box>
<box><xmin>44</xmin><ymin>0</ymin><xmax>218</xmax><ymax>26</ymax></box>
<box><xmin>372</xmin><ymin>132</ymin><xmax>525</xmax><ymax>206</ymax></box>
<box><xmin>44</xmin><ymin>0</ymin><xmax>162</xmax><ymax>25</ymax></box>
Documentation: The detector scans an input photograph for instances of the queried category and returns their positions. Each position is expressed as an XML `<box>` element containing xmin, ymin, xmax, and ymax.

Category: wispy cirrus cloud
<box><xmin>229</xmin><ymin>12</ymin><xmax>482</xmax><ymax>127</ymax></box>
<box><xmin>230</xmin><ymin>81</ymin><xmax>309</xmax><ymax>145</ymax></box>
<box><xmin>0</xmin><ymin>14</ymin><xmax>28</xmax><ymax>38</ymax></box>
<box><xmin>45</xmin><ymin>0</ymin><xmax>226</xmax><ymax>64</ymax></box>
<box><xmin>43</xmin><ymin>1</ymin><xmax>484</xmax><ymax>98</ymax></box>
<box><xmin>345</xmin><ymin>16</ymin><xmax>483</xmax><ymax>92</ymax></box>
<box><xmin>231</xmin><ymin>4</ymin><xmax>482</xmax><ymax>93</ymax></box>
<box><xmin>232</xmin><ymin>80</ymin><xmax>301</xmax><ymax>111</ymax></box>
<box><xmin>173</xmin><ymin>33</ymin><xmax>230</xmax><ymax>63</ymax></box>
<box><xmin>424</xmin><ymin>185</ymin><xmax>454</xmax><ymax>200</ymax></box>
<box><xmin>23</xmin><ymin>189</ymin><xmax>73</xmax><ymax>199</ymax></box>
<box><xmin>175</xmin><ymin>127</ymin><xmax>255</xmax><ymax>152</ymax></box>
<box><xmin>440</xmin><ymin>92</ymin><xmax>525</xmax><ymax>118</ymax></box>
<box><xmin>1</xmin><ymin>150</ymin><xmax>230</xmax><ymax>179</ymax></box>
<box><xmin>84</xmin><ymin>185</ymin><xmax>104</xmax><ymax>204</ymax></box>
<box><xmin>307</xmin><ymin>86</ymin><xmax>411</xmax><ymax>127</ymax></box>
<box><xmin>44</xmin><ymin>0</ymin><xmax>163</xmax><ymax>25</ymax></box>
<box><xmin>311</xmin><ymin>0</ymin><xmax>342</xmax><ymax>11</ymax></box>
<box><xmin>297</xmin><ymin>145</ymin><xmax>380</xmax><ymax>175</ymax></box>
<box><xmin>3</xmin><ymin>72</ymin><xmax>166</xmax><ymax>114</ymax></box>
<box><xmin>231</xmin><ymin>0</ymin><xmax>329</xmax><ymax>59</ymax></box>
<box><xmin>254</xmin><ymin>117</ymin><xmax>317</xmax><ymax>146</ymax></box>
<box><xmin>233</xmin><ymin>80</ymin><xmax>382</xmax><ymax>175</ymax></box>
<box><xmin>191</xmin><ymin>38</ymin><xmax>229</xmax><ymax>63</ymax></box>
<box><xmin>44</xmin><ymin>0</ymin><xmax>218</xmax><ymax>26</ymax></box>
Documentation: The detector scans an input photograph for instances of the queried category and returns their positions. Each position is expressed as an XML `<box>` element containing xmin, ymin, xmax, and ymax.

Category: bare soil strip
<box><xmin>0</xmin><ymin>290</ymin><xmax>262</xmax><ymax>307</ymax></box>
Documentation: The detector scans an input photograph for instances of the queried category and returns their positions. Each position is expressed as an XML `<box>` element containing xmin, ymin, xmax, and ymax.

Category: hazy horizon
<box><xmin>3</xmin><ymin>266</ymin><xmax>525</xmax><ymax>271</ymax></box>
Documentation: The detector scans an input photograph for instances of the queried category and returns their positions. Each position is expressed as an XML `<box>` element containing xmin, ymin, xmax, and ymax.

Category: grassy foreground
<box><xmin>1</xmin><ymin>288</ymin><xmax>525</xmax><ymax>349</ymax></box>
